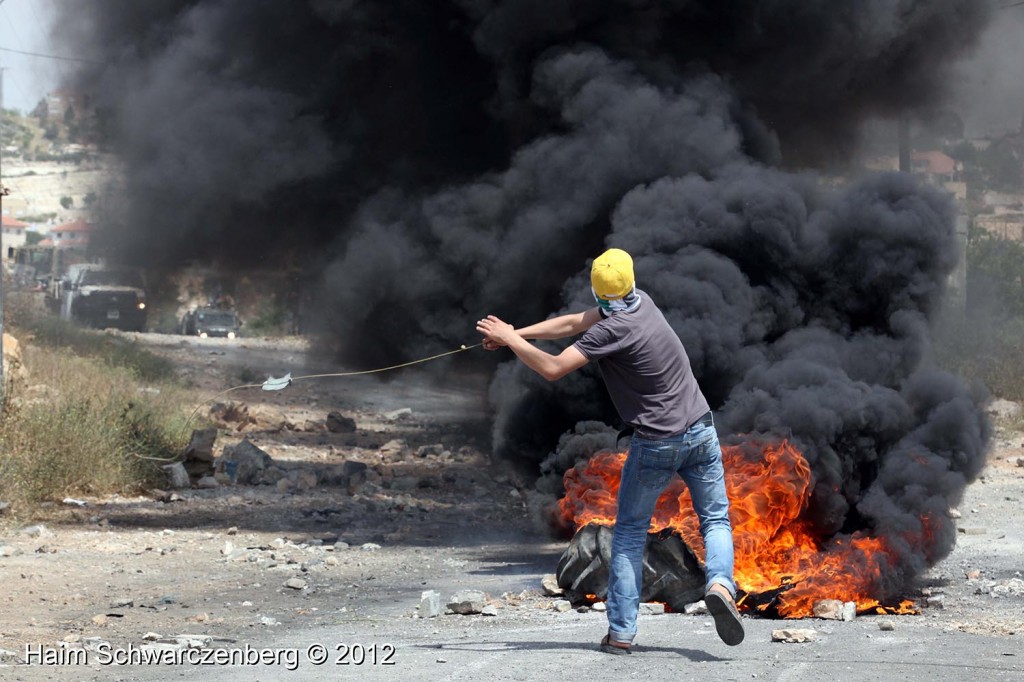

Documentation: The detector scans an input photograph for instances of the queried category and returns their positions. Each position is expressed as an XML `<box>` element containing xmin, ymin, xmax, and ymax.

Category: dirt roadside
<box><xmin>1</xmin><ymin>335</ymin><xmax>1022</xmax><ymax>681</ymax></box>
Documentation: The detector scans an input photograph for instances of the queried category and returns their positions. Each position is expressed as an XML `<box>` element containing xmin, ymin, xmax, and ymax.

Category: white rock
<box><xmin>684</xmin><ymin>600</ymin><xmax>709</xmax><ymax>615</ymax></box>
<box><xmin>420</xmin><ymin>590</ymin><xmax>442</xmax><ymax>618</ymax></box>
<box><xmin>772</xmin><ymin>629</ymin><xmax>817</xmax><ymax>643</ymax></box>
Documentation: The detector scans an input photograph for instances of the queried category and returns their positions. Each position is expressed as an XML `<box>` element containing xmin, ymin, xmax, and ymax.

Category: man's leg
<box><xmin>606</xmin><ymin>436</ymin><xmax>680</xmax><ymax>646</ymax></box>
<box><xmin>679</xmin><ymin>422</ymin><xmax>744</xmax><ymax>645</ymax></box>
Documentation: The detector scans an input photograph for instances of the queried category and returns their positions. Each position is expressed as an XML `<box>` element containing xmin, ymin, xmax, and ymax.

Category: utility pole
<box><xmin>1</xmin><ymin>64</ymin><xmax>7</xmax><ymax>404</ymax></box>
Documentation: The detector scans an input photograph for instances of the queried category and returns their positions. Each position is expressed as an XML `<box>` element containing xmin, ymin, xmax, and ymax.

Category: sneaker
<box><xmin>705</xmin><ymin>584</ymin><xmax>744</xmax><ymax>646</ymax></box>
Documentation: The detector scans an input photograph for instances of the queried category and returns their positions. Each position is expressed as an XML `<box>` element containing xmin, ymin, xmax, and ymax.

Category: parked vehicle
<box><xmin>179</xmin><ymin>307</ymin><xmax>241</xmax><ymax>338</ymax></box>
<box><xmin>58</xmin><ymin>264</ymin><xmax>148</xmax><ymax>332</ymax></box>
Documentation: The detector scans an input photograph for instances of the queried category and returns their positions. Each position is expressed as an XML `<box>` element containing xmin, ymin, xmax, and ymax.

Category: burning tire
<box><xmin>556</xmin><ymin>523</ymin><xmax>706</xmax><ymax>611</ymax></box>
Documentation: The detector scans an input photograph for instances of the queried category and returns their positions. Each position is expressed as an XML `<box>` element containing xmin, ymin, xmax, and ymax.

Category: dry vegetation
<box><xmin>0</xmin><ymin>298</ymin><xmax>191</xmax><ymax>512</ymax></box>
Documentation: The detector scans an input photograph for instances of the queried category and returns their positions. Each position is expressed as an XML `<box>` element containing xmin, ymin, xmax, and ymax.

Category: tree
<box><xmin>25</xmin><ymin>231</ymin><xmax>45</xmax><ymax>246</ymax></box>
<box><xmin>968</xmin><ymin>230</ymin><xmax>1024</xmax><ymax>317</ymax></box>
<box><xmin>31</xmin><ymin>98</ymin><xmax>48</xmax><ymax>125</ymax></box>
<box><xmin>60</xmin><ymin>196</ymin><xmax>74</xmax><ymax>210</ymax></box>
<box><xmin>83</xmin><ymin>192</ymin><xmax>98</xmax><ymax>207</ymax></box>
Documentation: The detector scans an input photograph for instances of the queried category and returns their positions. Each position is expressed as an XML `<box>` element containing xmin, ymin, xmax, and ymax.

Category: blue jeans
<box><xmin>606</xmin><ymin>415</ymin><xmax>736</xmax><ymax>644</ymax></box>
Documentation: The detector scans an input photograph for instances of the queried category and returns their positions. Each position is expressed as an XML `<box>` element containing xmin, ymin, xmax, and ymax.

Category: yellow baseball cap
<box><xmin>591</xmin><ymin>248</ymin><xmax>635</xmax><ymax>300</ymax></box>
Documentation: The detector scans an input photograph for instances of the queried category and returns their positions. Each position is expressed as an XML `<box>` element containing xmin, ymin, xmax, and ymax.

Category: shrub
<box><xmin>0</xmin><ymin>346</ymin><xmax>190</xmax><ymax>506</ymax></box>
<box><xmin>17</xmin><ymin>312</ymin><xmax>174</xmax><ymax>382</ymax></box>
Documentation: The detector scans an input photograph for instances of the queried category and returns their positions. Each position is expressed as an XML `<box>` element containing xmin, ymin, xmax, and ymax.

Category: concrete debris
<box><xmin>948</xmin><ymin>508</ymin><xmax>962</xmax><ymax>519</ymax></box>
<box><xmin>162</xmin><ymin>463</ymin><xmax>191</xmax><ymax>490</ymax></box>
<box><xmin>977</xmin><ymin>578</ymin><xmax>1024</xmax><ymax>598</ymax></box>
<box><xmin>966</xmin><ymin>570</ymin><xmax>982</xmax><ymax>580</ymax></box>
<box><xmin>110</xmin><ymin>598</ymin><xmax>133</xmax><ymax>608</ymax></box>
<box><xmin>448</xmin><ymin>590</ymin><xmax>489</xmax><ymax>615</ymax></box>
<box><xmin>19</xmin><ymin>525</ymin><xmax>52</xmax><ymax>538</ymax></box>
<box><xmin>0</xmin><ymin>501</ymin><xmax>9</xmax><ymax>515</ymax></box>
<box><xmin>878</xmin><ymin>622</ymin><xmax>895</xmax><ymax>631</ymax></box>
<box><xmin>924</xmin><ymin>594</ymin><xmax>945</xmax><ymax>609</ymax></box>
<box><xmin>541</xmin><ymin>574</ymin><xmax>564</xmax><ymax>596</ymax></box>
<box><xmin>184</xmin><ymin>428</ymin><xmax>218</xmax><ymax>463</ymax></box>
<box><xmin>416</xmin><ymin>444</ymin><xmax>445</xmax><ymax>458</ymax></box>
<box><xmin>812</xmin><ymin>599</ymin><xmax>845</xmax><ymax>620</ymax></box>
<box><xmin>284</xmin><ymin>578</ymin><xmax>307</xmax><ymax>590</ymax></box>
<box><xmin>683</xmin><ymin>600</ymin><xmax>709</xmax><ymax>615</ymax></box>
<box><xmin>420</xmin><ymin>590</ymin><xmax>442</xmax><ymax>618</ymax></box>
<box><xmin>326</xmin><ymin>411</ymin><xmax>357</xmax><ymax>433</ymax></box>
<box><xmin>63</xmin><ymin>498</ymin><xmax>88</xmax><ymax>507</ymax></box>
<box><xmin>591</xmin><ymin>602</ymin><xmax>607</xmax><ymax>612</ymax></box>
<box><xmin>639</xmin><ymin>602</ymin><xmax>666</xmax><ymax>615</ymax></box>
<box><xmin>260</xmin><ymin>616</ymin><xmax>279</xmax><ymax>626</ymax></box>
<box><xmin>142</xmin><ymin>632</ymin><xmax>162</xmax><ymax>641</ymax></box>
<box><xmin>360</xmin><ymin>543</ymin><xmax>381</xmax><ymax>551</ymax></box>
<box><xmin>82</xmin><ymin>637</ymin><xmax>110</xmax><ymax>653</ymax></box>
<box><xmin>218</xmin><ymin>439</ymin><xmax>273</xmax><ymax>485</ymax></box>
<box><xmin>772</xmin><ymin>629</ymin><xmax>817</xmax><ymax>643</ymax></box>
<box><xmin>552</xmin><ymin>599</ymin><xmax>573</xmax><ymax>613</ymax></box>
<box><xmin>196</xmin><ymin>476</ymin><xmax>220</xmax><ymax>489</ymax></box>
<box><xmin>164</xmin><ymin>635</ymin><xmax>212</xmax><ymax>649</ymax></box>
<box><xmin>379</xmin><ymin>439</ymin><xmax>409</xmax><ymax>459</ymax></box>
<box><xmin>91</xmin><ymin>614</ymin><xmax>109</xmax><ymax>626</ymax></box>
<box><xmin>842</xmin><ymin>602</ymin><xmax>856</xmax><ymax>621</ymax></box>
<box><xmin>0</xmin><ymin>545</ymin><xmax>23</xmax><ymax>558</ymax></box>
<box><xmin>384</xmin><ymin>408</ymin><xmax>413</xmax><ymax>422</ymax></box>
<box><xmin>481</xmin><ymin>605</ymin><xmax>499</xmax><ymax>617</ymax></box>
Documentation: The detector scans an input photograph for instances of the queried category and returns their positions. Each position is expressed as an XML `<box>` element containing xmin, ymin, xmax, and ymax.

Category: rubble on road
<box><xmin>812</xmin><ymin>599</ymin><xmax>856</xmax><ymax>621</ymax></box>
<box><xmin>447</xmin><ymin>590</ymin><xmax>489</xmax><ymax>615</ymax></box>
<box><xmin>772</xmin><ymin>629</ymin><xmax>817</xmax><ymax>643</ymax></box>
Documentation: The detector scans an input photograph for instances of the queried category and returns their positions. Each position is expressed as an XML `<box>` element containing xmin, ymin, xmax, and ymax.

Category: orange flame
<box><xmin>558</xmin><ymin>440</ymin><xmax>921</xmax><ymax>618</ymax></box>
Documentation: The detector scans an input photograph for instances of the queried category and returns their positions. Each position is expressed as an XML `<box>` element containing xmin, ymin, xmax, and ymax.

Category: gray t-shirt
<box><xmin>573</xmin><ymin>290</ymin><xmax>709</xmax><ymax>439</ymax></box>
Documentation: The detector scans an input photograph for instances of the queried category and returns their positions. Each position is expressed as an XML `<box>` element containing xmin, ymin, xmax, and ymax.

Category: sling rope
<box><xmin>138</xmin><ymin>342</ymin><xmax>482</xmax><ymax>463</ymax></box>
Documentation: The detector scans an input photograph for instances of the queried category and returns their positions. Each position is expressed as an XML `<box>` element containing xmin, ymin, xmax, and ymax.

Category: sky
<box><xmin>0</xmin><ymin>0</ymin><xmax>63</xmax><ymax>114</ymax></box>
<box><xmin>0</xmin><ymin>1</ymin><xmax>1021</xmax><ymax>136</ymax></box>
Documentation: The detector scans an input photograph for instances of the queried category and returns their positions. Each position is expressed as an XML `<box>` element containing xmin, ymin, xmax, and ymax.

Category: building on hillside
<box><xmin>910</xmin><ymin>150</ymin><xmax>960</xmax><ymax>182</ymax></box>
<box><xmin>49</xmin><ymin>218</ymin><xmax>92</xmax><ymax>248</ymax></box>
<box><xmin>976</xmin><ymin>192</ymin><xmax>1024</xmax><ymax>242</ymax></box>
<box><xmin>44</xmin><ymin>89</ymin><xmax>91</xmax><ymax>121</ymax></box>
<box><xmin>976</xmin><ymin>213</ymin><xmax>1024</xmax><ymax>241</ymax></box>
<box><xmin>2</xmin><ymin>215</ymin><xmax>29</xmax><ymax>261</ymax></box>
<box><xmin>863</xmin><ymin>151</ymin><xmax>966</xmax><ymax>199</ymax></box>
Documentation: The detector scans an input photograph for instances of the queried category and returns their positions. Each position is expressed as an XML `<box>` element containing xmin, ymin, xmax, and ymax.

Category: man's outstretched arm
<box><xmin>516</xmin><ymin>308</ymin><xmax>602</xmax><ymax>340</ymax></box>
<box><xmin>476</xmin><ymin>315</ymin><xmax>589</xmax><ymax>381</ymax></box>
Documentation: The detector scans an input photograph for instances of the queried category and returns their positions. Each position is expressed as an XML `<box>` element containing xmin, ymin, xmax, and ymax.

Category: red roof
<box><xmin>912</xmin><ymin>151</ymin><xmax>956</xmax><ymax>176</ymax></box>
<box><xmin>2</xmin><ymin>215</ymin><xmax>28</xmax><ymax>229</ymax></box>
<box><xmin>52</xmin><ymin>219</ymin><xmax>92</xmax><ymax>233</ymax></box>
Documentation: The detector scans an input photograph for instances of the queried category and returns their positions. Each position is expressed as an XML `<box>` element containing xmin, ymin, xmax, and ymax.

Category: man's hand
<box><xmin>477</xmin><ymin>315</ymin><xmax>518</xmax><ymax>348</ymax></box>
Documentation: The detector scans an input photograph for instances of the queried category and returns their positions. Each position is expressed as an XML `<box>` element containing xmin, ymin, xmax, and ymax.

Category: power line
<box><xmin>0</xmin><ymin>45</ymin><xmax>103</xmax><ymax>65</ymax></box>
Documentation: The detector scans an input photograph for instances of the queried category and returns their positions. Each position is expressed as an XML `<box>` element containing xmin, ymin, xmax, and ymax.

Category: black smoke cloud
<box><xmin>57</xmin><ymin>1</ymin><xmax>994</xmax><ymax>598</ymax></box>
